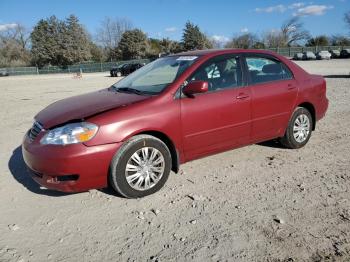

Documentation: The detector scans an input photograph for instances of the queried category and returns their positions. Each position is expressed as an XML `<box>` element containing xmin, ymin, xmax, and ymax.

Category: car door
<box><xmin>124</xmin><ymin>64</ymin><xmax>132</xmax><ymax>74</ymax></box>
<box><xmin>244</xmin><ymin>54</ymin><xmax>298</xmax><ymax>143</ymax></box>
<box><xmin>130</xmin><ymin>64</ymin><xmax>137</xmax><ymax>73</ymax></box>
<box><xmin>180</xmin><ymin>54</ymin><xmax>251</xmax><ymax>161</ymax></box>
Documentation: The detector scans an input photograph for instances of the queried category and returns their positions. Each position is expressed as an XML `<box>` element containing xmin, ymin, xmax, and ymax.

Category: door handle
<box><xmin>287</xmin><ymin>84</ymin><xmax>296</xmax><ymax>90</ymax></box>
<box><xmin>236</xmin><ymin>93</ymin><xmax>250</xmax><ymax>100</ymax></box>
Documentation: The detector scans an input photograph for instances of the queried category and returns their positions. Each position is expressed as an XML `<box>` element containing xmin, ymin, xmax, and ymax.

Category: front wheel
<box><xmin>109</xmin><ymin>135</ymin><xmax>172</xmax><ymax>198</ymax></box>
<box><xmin>116</xmin><ymin>71</ymin><xmax>122</xmax><ymax>77</ymax></box>
<box><xmin>280</xmin><ymin>107</ymin><xmax>313</xmax><ymax>149</ymax></box>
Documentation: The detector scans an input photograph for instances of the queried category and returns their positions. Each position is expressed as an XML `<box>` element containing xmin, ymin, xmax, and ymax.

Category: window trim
<box><xmin>176</xmin><ymin>53</ymin><xmax>247</xmax><ymax>99</ymax></box>
<box><xmin>242</xmin><ymin>53</ymin><xmax>294</xmax><ymax>86</ymax></box>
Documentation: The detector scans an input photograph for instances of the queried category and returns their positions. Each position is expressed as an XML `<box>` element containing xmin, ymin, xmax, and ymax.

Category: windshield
<box><xmin>113</xmin><ymin>56</ymin><xmax>198</xmax><ymax>94</ymax></box>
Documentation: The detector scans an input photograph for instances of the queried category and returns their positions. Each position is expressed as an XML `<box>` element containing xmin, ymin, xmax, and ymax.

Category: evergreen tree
<box><xmin>182</xmin><ymin>21</ymin><xmax>212</xmax><ymax>51</ymax></box>
<box><xmin>31</xmin><ymin>16</ymin><xmax>63</xmax><ymax>67</ymax></box>
<box><xmin>225</xmin><ymin>33</ymin><xmax>257</xmax><ymax>49</ymax></box>
<box><xmin>89</xmin><ymin>42</ymin><xmax>105</xmax><ymax>62</ymax></box>
<box><xmin>31</xmin><ymin>15</ymin><xmax>92</xmax><ymax>67</ymax></box>
<box><xmin>62</xmin><ymin>15</ymin><xmax>91</xmax><ymax>64</ymax></box>
<box><xmin>306</xmin><ymin>36</ymin><xmax>329</xmax><ymax>47</ymax></box>
<box><xmin>159</xmin><ymin>38</ymin><xmax>183</xmax><ymax>53</ymax></box>
<box><xmin>117</xmin><ymin>29</ymin><xmax>148</xmax><ymax>60</ymax></box>
<box><xmin>146</xmin><ymin>38</ymin><xmax>183</xmax><ymax>58</ymax></box>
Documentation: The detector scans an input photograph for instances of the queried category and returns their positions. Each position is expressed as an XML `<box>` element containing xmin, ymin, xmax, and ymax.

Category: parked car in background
<box><xmin>316</xmin><ymin>51</ymin><xmax>332</xmax><ymax>60</ymax></box>
<box><xmin>293</xmin><ymin>53</ymin><xmax>303</xmax><ymax>60</ymax></box>
<box><xmin>110</xmin><ymin>63</ymin><xmax>125</xmax><ymax>77</ymax></box>
<box><xmin>23</xmin><ymin>49</ymin><xmax>328</xmax><ymax>198</ymax></box>
<box><xmin>0</xmin><ymin>69</ymin><xmax>9</xmax><ymax>77</ymax></box>
<box><xmin>329</xmin><ymin>50</ymin><xmax>341</xmax><ymax>59</ymax></box>
<box><xmin>340</xmin><ymin>49</ymin><xmax>350</xmax><ymax>58</ymax></box>
<box><xmin>110</xmin><ymin>63</ymin><xmax>144</xmax><ymax>77</ymax></box>
<box><xmin>302</xmin><ymin>51</ymin><xmax>316</xmax><ymax>60</ymax></box>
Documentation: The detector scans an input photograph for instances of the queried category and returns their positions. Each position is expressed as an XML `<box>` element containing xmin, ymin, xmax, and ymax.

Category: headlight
<box><xmin>40</xmin><ymin>122</ymin><xmax>98</xmax><ymax>145</ymax></box>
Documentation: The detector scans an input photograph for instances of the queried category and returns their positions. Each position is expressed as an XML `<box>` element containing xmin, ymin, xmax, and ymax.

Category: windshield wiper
<box><xmin>115</xmin><ymin>87</ymin><xmax>145</xmax><ymax>95</ymax></box>
<box><xmin>114</xmin><ymin>87</ymin><xmax>156</xmax><ymax>95</ymax></box>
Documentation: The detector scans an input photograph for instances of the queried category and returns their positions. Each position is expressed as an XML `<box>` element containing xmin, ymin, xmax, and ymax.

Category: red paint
<box><xmin>22</xmin><ymin>49</ymin><xmax>328</xmax><ymax>192</ymax></box>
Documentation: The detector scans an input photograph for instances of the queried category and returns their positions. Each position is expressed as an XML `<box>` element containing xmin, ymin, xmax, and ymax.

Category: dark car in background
<box><xmin>0</xmin><ymin>69</ymin><xmax>9</xmax><ymax>77</ymax></box>
<box><xmin>110</xmin><ymin>63</ymin><xmax>144</xmax><ymax>77</ymax></box>
<box><xmin>340</xmin><ymin>49</ymin><xmax>350</xmax><ymax>58</ymax></box>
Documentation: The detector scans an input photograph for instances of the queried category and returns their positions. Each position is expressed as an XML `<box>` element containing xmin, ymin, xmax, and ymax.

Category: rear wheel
<box><xmin>280</xmin><ymin>107</ymin><xmax>313</xmax><ymax>149</ymax></box>
<box><xmin>109</xmin><ymin>135</ymin><xmax>171</xmax><ymax>198</ymax></box>
<box><xmin>116</xmin><ymin>71</ymin><xmax>122</xmax><ymax>77</ymax></box>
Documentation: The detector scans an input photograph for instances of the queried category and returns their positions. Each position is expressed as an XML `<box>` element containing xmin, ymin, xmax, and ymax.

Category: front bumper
<box><xmin>22</xmin><ymin>133</ymin><xmax>121</xmax><ymax>192</ymax></box>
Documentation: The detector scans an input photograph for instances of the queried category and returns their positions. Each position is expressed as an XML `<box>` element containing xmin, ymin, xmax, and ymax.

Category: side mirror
<box><xmin>182</xmin><ymin>81</ymin><xmax>208</xmax><ymax>97</ymax></box>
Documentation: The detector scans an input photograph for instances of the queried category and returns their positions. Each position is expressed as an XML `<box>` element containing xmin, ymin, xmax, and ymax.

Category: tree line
<box><xmin>0</xmin><ymin>11</ymin><xmax>350</xmax><ymax>68</ymax></box>
<box><xmin>224</xmin><ymin>17</ymin><xmax>350</xmax><ymax>50</ymax></box>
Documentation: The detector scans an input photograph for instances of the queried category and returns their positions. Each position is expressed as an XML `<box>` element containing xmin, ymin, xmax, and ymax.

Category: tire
<box><xmin>280</xmin><ymin>107</ymin><xmax>313</xmax><ymax>149</ymax></box>
<box><xmin>109</xmin><ymin>135</ymin><xmax>172</xmax><ymax>198</ymax></box>
<box><xmin>116</xmin><ymin>71</ymin><xmax>122</xmax><ymax>77</ymax></box>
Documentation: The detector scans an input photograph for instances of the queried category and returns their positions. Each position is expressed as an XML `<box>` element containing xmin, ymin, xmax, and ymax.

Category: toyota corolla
<box><xmin>22</xmin><ymin>49</ymin><xmax>328</xmax><ymax>198</ymax></box>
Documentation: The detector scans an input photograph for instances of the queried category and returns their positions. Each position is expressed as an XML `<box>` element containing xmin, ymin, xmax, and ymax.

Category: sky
<box><xmin>0</xmin><ymin>0</ymin><xmax>349</xmax><ymax>44</ymax></box>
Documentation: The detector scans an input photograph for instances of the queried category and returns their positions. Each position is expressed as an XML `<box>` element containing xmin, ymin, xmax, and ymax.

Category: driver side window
<box><xmin>188</xmin><ymin>56</ymin><xmax>243</xmax><ymax>92</ymax></box>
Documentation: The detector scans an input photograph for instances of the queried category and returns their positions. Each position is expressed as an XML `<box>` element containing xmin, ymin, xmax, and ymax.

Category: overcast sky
<box><xmin>0</xmin><ymin>0</ymin><xmax>349</xmax><ymax>44</ymax></box>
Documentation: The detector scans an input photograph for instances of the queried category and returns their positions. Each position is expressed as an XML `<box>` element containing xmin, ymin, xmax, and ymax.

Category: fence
<box><xmin>1</xmin><ymin>46</ymin><xmax>350</xmax><ymax>76</ymax></box>
<box><xmin>266</xmin><ymin>46</ymin><xmax>350</xmax><ymax>57</ymax></box>
<box><xmin>0</xmin><ymin>59</ymin><xmax>150</xmax><ymax>76</ymax></box>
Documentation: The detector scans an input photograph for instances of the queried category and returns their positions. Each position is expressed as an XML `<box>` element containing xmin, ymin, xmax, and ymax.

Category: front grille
<box><xmin>28</xmin><ymin>121</ymin><xmax>44</xmax><ymax>141</ymax></box>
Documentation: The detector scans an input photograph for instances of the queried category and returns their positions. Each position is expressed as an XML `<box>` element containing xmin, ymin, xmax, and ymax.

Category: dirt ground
<box><xmin>0</xmin><ymin>59</ymin><xmax>350</xmax><ymax>262</ymax></box>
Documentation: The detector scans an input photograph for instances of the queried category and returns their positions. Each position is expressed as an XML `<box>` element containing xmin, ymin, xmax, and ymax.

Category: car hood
<box><xmin>35</xmin><ymin>88</ymin><xmax>150</xmax><ymax>129</ymax></box>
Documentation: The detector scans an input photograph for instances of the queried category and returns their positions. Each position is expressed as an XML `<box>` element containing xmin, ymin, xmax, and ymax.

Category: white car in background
<box><xmin>302</xmin><ymin>51</ymin><xmax>317</xmax><ymax>60</ymax></box>
<box><xmin>293</xmin><ymin>53</ymin><xmax>304</xmax><ymax>60</ymax></box>
<box><xmin>316</xmin><ymin>51</ymin><xmax>332</xmax><ymax>60</ymax></box>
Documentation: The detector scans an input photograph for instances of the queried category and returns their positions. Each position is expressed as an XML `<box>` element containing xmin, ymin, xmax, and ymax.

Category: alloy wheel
<box><xmin>293</xmin><ymin>114</ymin><xmax>311</xmax><ymax>143</ymax></box>
<box><xmin>124</xmin><ymin>147</ymin><xmax>165</xmax><ymax>191</ymax></box>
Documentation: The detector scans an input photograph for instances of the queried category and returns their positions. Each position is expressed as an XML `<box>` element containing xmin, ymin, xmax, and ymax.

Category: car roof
<box><xmin>170</xmin><ymin>48</ymin><xmax>279</xmax><ymax>57</ymax></box>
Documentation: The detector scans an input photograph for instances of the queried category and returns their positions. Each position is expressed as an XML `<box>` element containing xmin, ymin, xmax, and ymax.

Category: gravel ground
<box><xmin>0</xmin><ymin>59</ymin><xmax>350</xmax><ymax>262</ymax></box>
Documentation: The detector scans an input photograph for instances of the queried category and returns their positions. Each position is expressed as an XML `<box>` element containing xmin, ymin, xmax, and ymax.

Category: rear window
<box><xmin>246</xmin><ymin>57</ymin><xmax>293</xmax><ymax>85</ymax></box>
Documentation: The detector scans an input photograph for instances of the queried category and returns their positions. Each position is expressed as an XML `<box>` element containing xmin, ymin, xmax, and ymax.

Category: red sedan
<box><xmin>22</xmin><ymin>49</ymin><xmax>328</xmax><ymax>198</ymax></box>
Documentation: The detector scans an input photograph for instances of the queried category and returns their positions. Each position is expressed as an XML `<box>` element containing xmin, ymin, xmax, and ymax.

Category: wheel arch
<box><xmin>131</xmin><ymin>130</ymin><xmax>180</xmax><ymax>174</ymax></box>
<box><xmin>297</xmin><ymin>102</ymin><xmax>316</xmax><ymax>130</ymax></box>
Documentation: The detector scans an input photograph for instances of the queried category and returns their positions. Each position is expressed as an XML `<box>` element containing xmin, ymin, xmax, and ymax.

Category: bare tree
<box><xmin>14</xmin><ymin>24</ymin><xmax>30</xmax><ymax>49</ymax></box>
<box><xmin>225</xmin><ymin>33</ymin><xmax>257</xmax><ymax>49</ymax></box>
<box><xmin>280</xmin><ymin>17</ymin><xmax>310</xmax><ymax>46</ymax></box>
<box><xmin>262</xmin><ymin>17</ymin><xmax>310</xmax><ymax>47</ymax></box>
<box><xmin>96</xmin><ymin>17</ymin><xmax>132</xmax><ymax>60</ymax></box>
<box><xmin>331</xmin><ymin>35</ymin><xmax>350</xmax><ymax>46</ymax></box>
<box><xmin>0</xmin><ymin>23</ymin><xmax>30</xmax><ymax>49</ymax></box>
<box><xmin>262</xmin><ymin>30</ymin><xmax>285</xmax><ymax>48</ymax></box>
<box><xmin>0</xmin><ymin>23</ymin><xmax>31</xmax><ymax>66</ymax></box>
